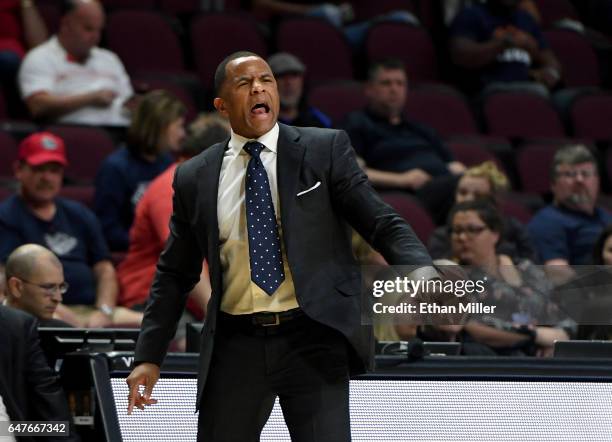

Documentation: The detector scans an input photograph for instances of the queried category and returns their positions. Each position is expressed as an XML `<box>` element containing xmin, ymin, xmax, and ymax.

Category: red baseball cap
<box><xmin>18</xmin><ymin>132</ymin><xmax>68</xmax><ymax>167</ymax></box>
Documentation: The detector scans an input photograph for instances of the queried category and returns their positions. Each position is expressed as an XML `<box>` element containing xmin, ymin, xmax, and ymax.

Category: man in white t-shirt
<box><xmin>18</xmin><ymin>0</ymin><xmax>133</xmax><ymax>126</ymax></box>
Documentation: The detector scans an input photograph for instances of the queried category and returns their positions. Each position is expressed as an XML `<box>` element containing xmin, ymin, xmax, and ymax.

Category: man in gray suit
<box><xmin>126</xmin><ymin>51</ymin><xmax>438</xmax><ymax>441</ymax></box>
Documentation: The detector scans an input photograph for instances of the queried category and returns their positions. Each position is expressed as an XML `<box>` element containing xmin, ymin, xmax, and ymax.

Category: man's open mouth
<box><xmin>251</xmin><ymin>103</ymin><xmax>270</xmax><ymax>115</ymax></box>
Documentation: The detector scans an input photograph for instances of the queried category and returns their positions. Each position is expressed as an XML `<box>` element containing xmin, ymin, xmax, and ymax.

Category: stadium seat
<box><xmin>277</xmin><ymin>18</ymin><xmax>353</xmax><ymax>84</ymax></box>
<box><xmin>498</xmin><ymin>194</ymin><xmax>533</xmax><ymax>225</ymax></box>
<box><xmin>106</xmin><ymin>11</ymin><xmax>185</xmax><ymax>76</ymax></box>
<box><xmin>191</xmin><ymin>13</ymin><xmax>267</xmax><ymax>91</ymax></box>
<box><xmin>446</xmin><ymin>140</ymin><xmax>503</xmax><ymax>170</ymax></box>
<box><xmin>544</xmin><ymin>29</ymin><xmax>600</xmax><ymax>88</ymax></box>
<box><xmin>404</xmin><ymin>87</ymin><xmax>478</xmax><ymax>137</ymax></box>
<box><xmin>483</xmin><ymin>92</ymin><xmax>565</xmax><ymax>139</ymax></box>
<box><xmin>133</xmin><ymin>78</ymin><xmax>198</xmax><ymax>123</ymax></box>
<box><xmin>365</xmin><ymin>22</ymin><xmax>438</xmax><ymax>85</ymax></box>
<box><xmin>46</xmin><ymin>126</ymin><xmax>116</xmax><ymax>183</ymax></box>
<box><xmin>0</xmin><ymin>131</ymin><xmax>17</xmax><ymax>180</ymax></box>
<box><xmin>37</xmin><ymin>2</ymin><xmax>60</xmax><ymax>34</ymax></box>
<box><xmin>380</xmin><ymin>193</ymin><xmax>434</xmax><ymax>243</ymax></box>
<box><xmin>571</xmin><ymin>93</ymin><xmax>612</xmax><ymax>141</ymax></box>
<box><xmin>516</xmin><ymin>143</ymin><xmax>559</xmax><ymax>193</ymax></box>
<box><xmin>159</xmin><ymin>0</ymin><xmax>200</xmax><ymax>15</ymax></box>
<box><xmin>308</xmin><ymin>81</ymin><xmax>366</xmax><ymax>125</ymax></box>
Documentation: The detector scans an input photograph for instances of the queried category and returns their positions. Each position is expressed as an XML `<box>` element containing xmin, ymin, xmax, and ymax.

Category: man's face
<box><xmin>15</xmin><ymin>162</ymin><xmax>64</xmax><ymax>204</ymax></box>
<box><xmin>276</xmin><ymin>72</ymin><xmax>304</xmax><ymax>109</ymax></box>
<box><xmin>12</xmin><ymin>257</ymin><xmax>65</xmax><ymax>321</ymax></box>
<box><xmin>62</xmin><ymin>2</ymin><xmax>105</xmax><ymax>59</ymax></box>
<box><xmin>552</xmin><ymin>162</ymin><xmax>599</xmax><ymax>214</ymax></box>
<box><xmin>214</xmin><ymin>56</ymin><xmax>280</xmax><ymax>139</ymax></box>
<box><xmin>365</xmin><ymin>68</ymin><xmax>407</xmax><ymax>120</ymax></box>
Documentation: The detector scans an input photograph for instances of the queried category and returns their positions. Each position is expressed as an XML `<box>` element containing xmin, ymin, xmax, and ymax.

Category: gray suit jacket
<box><xmin>134</xmin><ymin>124</ymin><xmax>434</xmax><ymax>408</ymax></box>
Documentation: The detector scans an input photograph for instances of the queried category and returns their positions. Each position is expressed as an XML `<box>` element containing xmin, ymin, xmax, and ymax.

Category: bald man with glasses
<box><xmin>3</xmin><ymin>244</ymin><xmax>74</xmax><ymax>327</ymax></box>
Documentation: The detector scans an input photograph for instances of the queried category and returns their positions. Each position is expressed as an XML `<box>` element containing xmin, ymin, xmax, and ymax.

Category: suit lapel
<box><xmin>277</xmin><ymin>124</ymin><xmax>305</xmax><ymax>243</ymax></box>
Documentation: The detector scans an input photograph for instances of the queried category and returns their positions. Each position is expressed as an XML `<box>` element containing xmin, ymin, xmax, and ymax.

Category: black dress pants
<box><xmin>197</xmin><ymin>312</ymin><xmax>351</xmax><ymax>442</ymax></box>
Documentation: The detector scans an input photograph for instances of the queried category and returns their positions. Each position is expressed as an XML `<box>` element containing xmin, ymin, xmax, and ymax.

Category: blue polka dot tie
<box><xmin>243</xmin><ymin>141</ymin><xmax>285</xmax><ymax>295</ymax></box>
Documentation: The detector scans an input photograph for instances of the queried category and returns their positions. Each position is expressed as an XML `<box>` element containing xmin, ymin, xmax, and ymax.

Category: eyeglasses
<box><xmin>449</xmin><ymin>225</ymin><xmax>489</xmax><ymax>237</ymax></box>
<box><xmin>556</xmin><ymin>170</ymin><xmax>597</xmax><ymax>179</ymax></box>
<box><xmin>18</xmin><ymin>277</ymin><xmax>69</xmax><ymax>296</ymax></box>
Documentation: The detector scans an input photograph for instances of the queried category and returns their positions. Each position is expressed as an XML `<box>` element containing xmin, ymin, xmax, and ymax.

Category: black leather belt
<box><xmin>218</xmin><ymin>308</ymin><xmax>305</xmax><ymax>334</ymax></box>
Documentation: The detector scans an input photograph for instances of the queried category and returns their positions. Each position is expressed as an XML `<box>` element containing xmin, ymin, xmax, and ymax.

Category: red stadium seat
<box><xmin>404</xmin><ymin>86</ymin><xmax>478</xmax><ymax>137</ymax></box>
<box><xmin>446</xmin><ymin>140</ymin><xmax>504</xmax><ymax>171</ymax></box>
<box><xmin>0</xmin><ymin>131</ymin><xmax>17</xmax><ymax>180</ymax></box>
<box><xmin>106</xmin><ymin>11</ymin><xmax>185</xmax><ymax>76</ymax></box>
<box><xmin>308</xmin><ymin>81</ymin><xmax>367</xmax><ymax>125</ymax></box>
<box><xmin>101</xmin><ymin>0</ymin><xmax>156</xmax><ymax>10</ymax></box>
<box><xmin>365</xmin><ymin>22</ymin><xmax>438</xmax><ymax>85</ymax></box>
<box><xmin>352</xmin><ymin>0</ymin><xmax>416</xmax><ymax>21</ymax></box>
<box><xmin>191</xmin><ymin>13</ymin><xmax>267</xmax><ymax>91</ymax></box>
<box><xmin>277</xmin><ymin>18</ymin><xmax>353</xmax><ymax>84</ymax></box>
<box><xmin>37</xmin><ymin>3</ymin><xmax>60</xmax><ymax>34</ymax></box>
<box><xmin>46</xmin><ymin>126</ymin><xmax>116</xmax><ymax>183</ymax></box>
<box><xmin>484</xmin><ymin>92</ymin><xmax>565</xmax><ymax>139</ymax></box>
<box><xmin>380</xmin><ymin>193</ymin><xmax>434</xmax><ymax>243</ymax></box>
<box><xmin>544</xmin><ymin>29</ymin><xmax>600</xmax><ymax>88</ymax></box>
<box><xmin>516</xmin><ymin>143</ymin><xmax>559</xmax><ymax>193</ymax></box>
<box><xmin>498</xmin><ymin>194</ymin><xmax>533</xmax><ymax>225</ymax></box>
<box><xmin>571</xmin><ymin>93</ymin><xmax>612</xmax><ymax>141</ymax></box>
<box><xmin>159</xmin><ymin>0</ymin><xmax>200</xmax><ymax>15</ymax></box>
<box><xmin>133</xmin><ymin>78</ymin><xmax>198</xmax><ymax>123</ymax></box>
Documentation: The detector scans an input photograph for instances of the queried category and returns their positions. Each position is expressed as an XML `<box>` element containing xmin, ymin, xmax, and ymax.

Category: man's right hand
<box><xmin>89</xmin><ymin>89</ymin><xmax>117</xmax><ymax>107</ymax></box>
<box><xmin>126</xmin><ymin>362</ymin><xmax>160</xmax><ymax>414</ymax></box>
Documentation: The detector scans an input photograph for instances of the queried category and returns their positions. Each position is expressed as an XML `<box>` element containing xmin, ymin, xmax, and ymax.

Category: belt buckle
<box><xmin>260</xmin><ymin>313</ymin><xmax>280</xmax><ymax>327</ymax></box>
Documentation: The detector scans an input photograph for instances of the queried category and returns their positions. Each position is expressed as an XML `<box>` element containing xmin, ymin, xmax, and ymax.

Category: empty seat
<box><xmin>380</xmin><ymin>193</ymin><xmax>434</xmax><ymax>243</ymax></box>
<box><xmin>159</xmin><ymin>0</ymin><xmax>200</xmax><ymax>15</ymax></box>
<box><xmin>484</xmin><ymin>92</ymin><xmax>565</xmax><ymax>139</ymax></box>
<box><xmin>571</xmin><ymin>93</ymin><xmax>612</xmax><ymax>141</ymax></box>
<box><xmin>498</xmin><ymin>194</ymin><xmax>533</xmax><ymax>225</ymax></box>
<box><xmin>133</xmin><ymin>78</ymin><xmax>198</xmax><ymax>123</ymax></box>
<box><xmin>106</xmin><ymin>11</ymin><xmax>185</xmax><ymax>76</ymax></box>
<box><xmin>516</xmin><ymin>143</ymin><xmax>559</xmax><ymax>193</ymax></box>
<box><xmin>191</xmin><ymin>13</ymin><xmax>267</xmax><ymax>91</ymax></box>
<box><xmin>101</xmin><ymin>0</ymin><xmax>156</xmax><ymax>10</ymax></box>
<box><xmin>365</xmin><ymin>22</ymin><xmax>438</xmax><ymax>85</ymax></box>
<box><xmin>277</xmin><ymin>18</ymin><xmax>353</xmax><ymax>84</ymax></box>
<box><xmin>308</xmin><ymin>81</ymin><xmax>366</xmax><ymax>125</ymax></box>
<box><xmin>446</xmin><ymin>140</ymin><xmax>503</xmax><ymax>170</ymax></box>
<box><xmin>544</xmin><ymin>29</ymin><xmax>600</xmax><ymax>88</ymax></box>
<box><xmin>46</xmin><ymin>126</ymin><xmax>116</xmax><ymax>183</ymax></box>
<box><xmin>404</xmin><ymin>87</ymin><xmax>478</xmax><ymax>137</ymax></box>
<box><xmin>0</xmin><ymin>131</ymin><xmax>18</xmax><ymax>179</ymax></box>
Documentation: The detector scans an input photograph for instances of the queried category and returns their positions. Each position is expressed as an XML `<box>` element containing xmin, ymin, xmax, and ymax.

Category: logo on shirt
<box><xmin>497</xmin><ymin>48</ymin><xmax>532</xmax><ymax>66</ymax></box>
<box><xmin>44</xmin><ymin>232</ymin><xmax>78</xmax><ymax>256</ymax></box>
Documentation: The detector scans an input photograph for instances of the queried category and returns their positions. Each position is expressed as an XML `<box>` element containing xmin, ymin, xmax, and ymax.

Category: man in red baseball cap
<box><xmin>0</xmin><ymin>131</ymin><xmax>121</xmax><ymax>328</ymax></box>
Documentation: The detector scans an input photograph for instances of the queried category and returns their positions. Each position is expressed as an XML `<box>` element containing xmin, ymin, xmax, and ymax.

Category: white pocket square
<box><xmin>296</xmin><ymin>181</ymin><xmax>321</xmax><ymax>197</ymax></box>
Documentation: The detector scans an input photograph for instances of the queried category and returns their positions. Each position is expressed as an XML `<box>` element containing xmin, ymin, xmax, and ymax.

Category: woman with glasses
<box><xmin>448</xmin><ymin>199</ymin><xmax>573</xmax><ymax>356</ymax></box>
<box><xmin>429</xmin><ymin>161</ymin><xmax>536</xmax><ymax>263</ymax></box>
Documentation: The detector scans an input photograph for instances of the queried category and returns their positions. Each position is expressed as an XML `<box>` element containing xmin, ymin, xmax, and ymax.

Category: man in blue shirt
<box><xmin>0</xmin><ymin>132</ymin><xmax>119</xmax><ymax>328</ymax></box>
<box><xmin>449</xmin><ymin>0</ymin><xmax>561</xmax><ymax>95</ymax></box>
<box><xmin>528</xmin><ymin>145</ymin><xmax>612</xmax><ymax>268</ymax></box>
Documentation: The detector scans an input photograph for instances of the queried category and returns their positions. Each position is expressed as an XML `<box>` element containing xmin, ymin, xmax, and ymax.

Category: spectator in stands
<box><xmin>442</xmin><ymin>0</ymin><xmax>540</xmax><ymax>25</ymax></box>
<box><xmin>267</xmin><ymin>52</ymin><xmax>331</xmax><ymax>128</ymax></box>
<box><xmin>449</xmin><ymin>0</ymin><xmax>562</xmax><ymax>96</ymax></box>
<box><xmin>17</xmin><ymin>0</ymin><xmax>133</xmax><ymax>125</ymax></box>
<box><xmin>0</xmin><ymin>0</ymin><xmax>48</xmax><ymax>111</ymax></box>
<box><xmin>528</xmin><ymin>145</ymin><xmax>612</xmax><ymax>267</ymax></box>
<box><xmin>3</xmin><ymin>243</ymin><xmax>76</xmax><ymax>327</ymax></box>
<box><xmin>342</xmin><ymin>58</ymin><xmax>466</xmax><ymax>222</ymax></box>
<box><xmin>429</xmin><ymin>161</ymin><xmax>536</xmax><ymax>262</ymax></box>
<box><xmin>450</xmin><ymin>199</ymin><xmax>571</xmax><ymax>356</ymax></box>
<box><xmin>117</xmin><ymin>113</ymin><xmax>229</xmax><ymax>345</ymax></box>
<box><xmin>0</xmin><ymin>305</ymin><xmax>80</xmax><ymax>441</ymax></box>
<box><xmin>0</xmin><ymin>131</ymin><xmax>137</xmax><ymax>328</ymax></box>
<box><xmin>94</xmin><ymin>90</ymin><xmax>186</xmax><ymax>252</ymax></box>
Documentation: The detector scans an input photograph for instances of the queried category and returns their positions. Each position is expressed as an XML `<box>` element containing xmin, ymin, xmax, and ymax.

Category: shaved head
<box><xmin>5</xmin><ymin>244</ymin><xmax>62</xmax><ymax>282</ymax></box>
